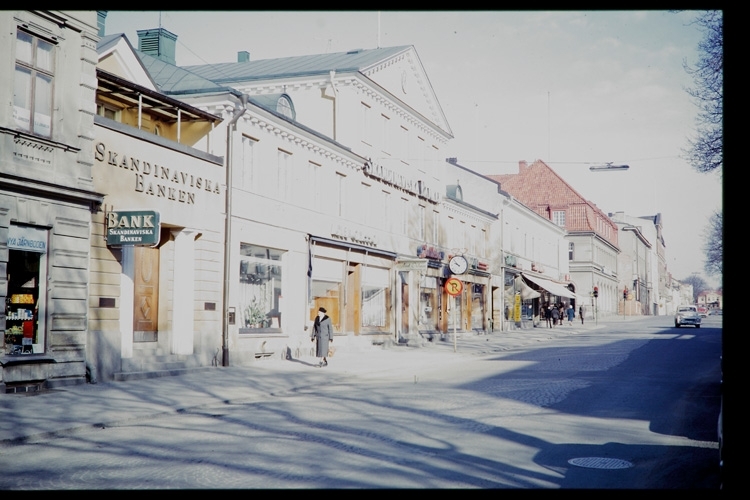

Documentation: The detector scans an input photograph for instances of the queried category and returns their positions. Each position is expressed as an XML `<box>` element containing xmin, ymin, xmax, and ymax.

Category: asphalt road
<box><xmin>0</xmin><ymin>316</ymin><xmax>722</xmax><ymax>489</ymax></box>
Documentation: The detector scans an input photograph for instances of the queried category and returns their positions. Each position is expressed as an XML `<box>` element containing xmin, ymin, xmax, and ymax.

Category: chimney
<box><xmin>519</xmin><ymin>160</ymin><xmax>528</xmax><ymax>172</ymax></box>
<box><xmin>238</xmin><ymin>51</ymin><xmax>250</xmax><ymax>63</ymax></box>
<box><xmin>137</xmin><ymin>27</ymin><xmax>178</xmax><ymax>65</ymax></box>
<box><xmin>97</xmin><ymin>11</ymin><xmax>108</xmax><ymax>37</ymax></box>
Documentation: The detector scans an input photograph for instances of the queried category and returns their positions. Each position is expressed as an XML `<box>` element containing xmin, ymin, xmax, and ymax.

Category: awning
<box><xmin>522</xmin><ymin>273</ymin><xmax>578</xmax><ymax>300</ymax></box>
<box><xmin>505</xmin><ymin>276</ymin><xmax>541</xmax><ymax>301</ymax></box>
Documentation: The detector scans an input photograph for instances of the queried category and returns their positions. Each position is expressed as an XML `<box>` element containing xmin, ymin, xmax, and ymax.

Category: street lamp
<box><xmin>589</xmin><ymin>162</ymin><xmax>629</xmax><ymax>172</ymax></box>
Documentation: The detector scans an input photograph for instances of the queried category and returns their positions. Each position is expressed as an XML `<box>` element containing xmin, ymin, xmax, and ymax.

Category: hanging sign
<box><xmin>106</xmin><ymin>210</ymin><xmax>161</xmax><ymax>246</ymax></box>
<box><xmin>445</xmin><ymin>277</ymin><xmax>464</xmax><ymax>296</ymax></box>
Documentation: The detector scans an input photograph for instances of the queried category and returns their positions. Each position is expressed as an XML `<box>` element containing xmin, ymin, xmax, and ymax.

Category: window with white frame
<box><xmin>553</xmin><ymin>210</ymin><xmax>566</xmax><ymax>228</ymax></box>
<box><xmin>432</xmin><ymin>210</ymin><xmax>440</xmax><ymax>245</ymax></box>
<box><xmin>381</xmin><ymin>114</ymin><xmax>390</xmax><ymax>155</ymax></box>
<box><xmin>240</xmin><ymin>135</ymin><xmax>257</xmax><ymax>191</ymax></box>
<box><xmin>569</xmin><ymin>241</ymin><xmax>574</xmax><ymax>260</ymax></box>
<box><xmin>382</xmin><ymin>190</ymin><xmax>391</xmax><ymax>230</ymax></box>
<box><xmin>276</xmin><ymin>149</ymin><xmax>292</xmax><ymax>200</ymax></box>
<box><xmin>401</xmin><ymin>197</ymin><xmax>409</xmax><ymax>235</ymax></box>
<box><xmin>417</xmin><ymin>205</ymin><xmax>425</xmax><ymax>240</ymax></box>
<box><xmin>14</xmin><ymin>29</ymin><xmax>55</xmax><ymax>138</ymax></box>
<box><xmin>337</xmin><ymin>172</ymin><xmax>347</xmax><ymax>218</ymax></box>
<box><xmin>309</xmin><ymin>161</ymin><xmax>322</xmax><ymax>212</ymax></box>
<box><xmin>239</xmin><ymin>244</ymin><xmax>284</xmax><ymax>331</ymax></box>
<box><xmin>400</xmin><ymin>125</ymin><xmax>409</xmax><ymax>164</ymax></box>
<box><xmin>361</xmin><ymin>102</ymin><xmax>371</xmax><ymax>145</ymax></box>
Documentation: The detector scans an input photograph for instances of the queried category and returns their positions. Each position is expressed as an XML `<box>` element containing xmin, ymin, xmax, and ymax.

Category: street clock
<box><xmin>448</xmin><ymin>255</ymin><xmax>468</xmax><ymax>275</ymax></box>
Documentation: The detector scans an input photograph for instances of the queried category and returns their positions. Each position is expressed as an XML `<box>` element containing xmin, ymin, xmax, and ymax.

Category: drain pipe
<box><xmin>222</xmin><ymin>92</ymin><xmax>248</xmax><ymax>367</ymax></box>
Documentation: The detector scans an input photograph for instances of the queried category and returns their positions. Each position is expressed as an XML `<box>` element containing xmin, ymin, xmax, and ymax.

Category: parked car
<box><xmin>710</xmin><ymin>309</ymin><xmax>723</xmax><ymax>316</ymax></box>
<box><xmin>697</xmin><ymin>306</ymin><xmax>708</xmax><ymax>318</ymax></box>
<box><xmin>674</xmin><ymin>305</ymin><xmax>701</xmax><ymax>328</ymax></box>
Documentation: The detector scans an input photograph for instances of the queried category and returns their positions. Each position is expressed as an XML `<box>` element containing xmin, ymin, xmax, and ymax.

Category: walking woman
<box><xmin>311</xmin><ymin>307</ymin><xmax>333</xmax><ymax>367</ymax></box>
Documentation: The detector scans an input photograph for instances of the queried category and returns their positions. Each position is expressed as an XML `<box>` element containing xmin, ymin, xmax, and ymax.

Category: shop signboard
<box><xmin>106</xmin><ymin>210</ymin><xmax>161</xmax><ymax>246</ymax></box>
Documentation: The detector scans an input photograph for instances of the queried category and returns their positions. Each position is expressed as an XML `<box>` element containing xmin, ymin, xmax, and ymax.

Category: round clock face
<box><xmin>449</xmin><ymin>255</ymin><xmax>468</xmax><ymax>275</ymax></box>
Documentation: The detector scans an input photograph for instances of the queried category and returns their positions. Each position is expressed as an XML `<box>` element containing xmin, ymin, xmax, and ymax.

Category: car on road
<box><xmin>710</xmin><ymin>309</ymin><xmax>723</xmax><ymax>316</ymax></box>
<box><xmin>675</xmin><ymin>305</ymin><xmax>701</xmax><ymax>328</ymax></box>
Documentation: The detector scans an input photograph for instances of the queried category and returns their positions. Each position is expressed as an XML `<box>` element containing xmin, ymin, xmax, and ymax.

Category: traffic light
<box><xmin>593</xmin><ymin>286</ymin><xmax>599</xmax><ymax>298</ymax></box>
<box><xmin>623</xmin><ymin>288</ymin><xmax>628</xmax><ymax>299</ymax></box>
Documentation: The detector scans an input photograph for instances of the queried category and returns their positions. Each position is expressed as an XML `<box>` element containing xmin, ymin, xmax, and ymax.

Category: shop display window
<box><xmin>309</xmin><ymin>257</ymin><xmax>342</xmax><ymax>333</ymax></box>
<box><xmin>239</xmin><ymin>244</ymin><xmax>284</xmax><ymax>332</ymax></box>
<box><xmin>5</xmin><ymin>226</ymin><xmax>48</xmax><ymax>355</ymax></box>
<box><xmin>419</xmin><ymin>275</ymin><xmax>439</xmax><ymax>331</ymax></box>
<box><xmin>360</xmin><ymin>266</ymin><xmax>390</xmax><ymax>330</ymax></box>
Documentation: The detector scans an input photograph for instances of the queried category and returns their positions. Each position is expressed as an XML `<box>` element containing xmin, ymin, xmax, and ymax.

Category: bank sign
<box><xmin>106</xmin><ymin>210</ymin><xmax>160</xmax><ymax>246</ymax></box>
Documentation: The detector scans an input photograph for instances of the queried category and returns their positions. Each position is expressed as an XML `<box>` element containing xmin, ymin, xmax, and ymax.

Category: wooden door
<box><xmin>133</xmin><ymin>245</ymin><xmax>159</xmax><ymax>342</ymax></box>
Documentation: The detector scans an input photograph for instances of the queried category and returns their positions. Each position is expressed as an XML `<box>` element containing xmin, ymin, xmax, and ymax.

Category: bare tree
<box><xmin>703</xmin><ymin>210</ymin><xmax>722</xmax><ymax>278</ymax></box>
<box><xmin>681</xmin><ymin>273</ymin><xmax>709</xmax><ymax>303</ymax></box>
<box><xmin>682</xmin><ymin>10</ymin><xmax>723</xmax><ymax>175</ymax></box>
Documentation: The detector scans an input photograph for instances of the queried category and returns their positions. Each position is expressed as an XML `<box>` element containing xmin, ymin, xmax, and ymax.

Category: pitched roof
<box><xmin>182</xmin><ymin>46</ymin><xmax>412</xmax><ymax>84</ymax></box>
<box><xmin>486</xmin><ymin>160</ymin><xmax>619</xmax><ymax>247</ymax></box>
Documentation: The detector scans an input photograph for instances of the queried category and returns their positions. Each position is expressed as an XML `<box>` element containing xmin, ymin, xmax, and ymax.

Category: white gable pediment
<box><xmin>362</xmin><ymin>47</ymin><xmax>452</xmax><ymax>137</ymax></box>
<box><xmin>97</xmin><ymin>35</ymin><xmax>157</xmax><ymax>91</ymax></box>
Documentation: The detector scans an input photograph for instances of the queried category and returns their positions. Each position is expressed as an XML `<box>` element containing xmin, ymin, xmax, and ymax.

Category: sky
<box><xmin>104</xmin><ymin>10</ymin><xmax>722</xmax><ymax>288</ymax></box>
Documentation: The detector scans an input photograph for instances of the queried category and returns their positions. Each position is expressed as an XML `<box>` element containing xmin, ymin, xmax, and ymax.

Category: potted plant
<box><xmin>244</xmin><ymin>297</ymin><xmax>266</xmax><ymax>328</ymax></box>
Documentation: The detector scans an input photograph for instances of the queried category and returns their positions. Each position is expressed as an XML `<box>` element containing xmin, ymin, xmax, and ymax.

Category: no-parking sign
<box><xmin>444</xmin><ymin>277</ymin><xmax>463</xmax><ymax>296</ymax></box>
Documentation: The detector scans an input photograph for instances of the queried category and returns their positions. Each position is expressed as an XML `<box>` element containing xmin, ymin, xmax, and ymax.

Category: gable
<box><xmin>362</xmin><ymin>46</ymin><xmax>451</xmax><ymax>137</ymax></box>
<box><xmin>97</xmin><ymin>34</ymin><xmax>157</xmax><ymax>91</ymax></box>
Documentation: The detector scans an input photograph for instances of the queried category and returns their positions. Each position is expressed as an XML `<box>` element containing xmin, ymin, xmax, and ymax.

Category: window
<box><xmin>553</xmin><ymin>210</ymin><xmax>566</xmax><ymax>227</ymax></box>
<box><xmin>381</xmin><ymin>114</ymin><xmax>390</xmax><ymax>155</ymax></box>
<box><xmin>361</xmin><ymin>102</ymin><xmax>371</xmax><ymax>145</ymax></box>
<box><xmin>309</xmin><ymin>161</ymin><xmax>322</xmax><ymax>212</ymax></box>
<box><xmin>337</xmin><ymin>173</ymin><xmax>347</xmax><ymax>217</ymax></box>
<box><xmin>239</xmin><ymin>244</ymin><xmax>284</xmax><ymax>331</ymax></box>
<box><xmin>276</xmin><ymin>149</ymin><xmax>291</xmax><ymax>201</ymax></box>
<box><xmin>276</xmin><ymin>95</ymin><xmax>295</xmax><ymax>120</ymax></box>
<box><xmin>400</xmin><ymin>126</ymin><xmax>410</xmax><ymax>164</ymax></box>
<box><xmin>5</xmin><ymin>225</ymin><xmax>49</xmax><ymax>355</ymax></box>
<box><xmin>417</xmin><ymin>205</ymin><xmax>425</xmax><ymax>240</ymax></box>
<box><xmin>240</xmin><ymin>135</ymin><xmax>257</xmax><ymax>191</ymax></box>
<box><xmin>568</xmin><ymin>242</ymin><xmax>575</xmax><ymax>260</ymax></box>
<box><xmin>432</xmin><ymin>210</ymin><xmax>440</xmax><ymax>245</ymax></box>
<box><xmin>361</xmin><ymin>266</ymin><xmax>391</xmax><ymax>329</ymax></box>
<box><xmin>97</xmin><ymin>102</ymin><xmax>120</xmax><ymax>121</ymax></box>
<box><xmin>14</xmin><ymin>29</ymin><xmax>55</xmax><ymax>137</ymax></box>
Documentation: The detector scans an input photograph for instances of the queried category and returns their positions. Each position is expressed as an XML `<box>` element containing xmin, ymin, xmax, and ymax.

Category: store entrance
<box><xmin>5</xmin><ymin>249</ymin><xmax>46</xmax><ymax>355</ymax></box>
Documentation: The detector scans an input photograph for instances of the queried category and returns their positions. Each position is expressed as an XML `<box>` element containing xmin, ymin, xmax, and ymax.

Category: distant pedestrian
<box><xmin>567</xmin><ymin>304</ymin><xmax>575</xmax><ymax>325</ymax></box>
<box><xmin>579</xmin><ymin>305</ymin><xmax>585</xmax><ymax>325</ymax></box>
<box><xmin>545</xmin><ymin>305</ymin><xmax>553</xmax><ymax>328</ymax></box>
<box><xmin>311</xmin><ymin>307</ymin><xmax>333</xmax><ymax>367</ymax></box>
<box><xmin>550</xmin><ymin>306</ymin><xmax>560</xmax><ymax>326</ymax></box>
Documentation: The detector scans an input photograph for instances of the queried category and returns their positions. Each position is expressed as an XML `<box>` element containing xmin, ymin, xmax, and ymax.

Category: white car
<box><xmin>674</xmin><ymin>305</ymin><xmax>701</xmax><ymax>328</ymax></box>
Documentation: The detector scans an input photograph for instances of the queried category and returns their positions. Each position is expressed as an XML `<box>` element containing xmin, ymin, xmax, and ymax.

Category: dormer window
<box><xmin>276</xmin><ymin>95</ymin><xmax>295</xmax><ymax>120</ymax></box>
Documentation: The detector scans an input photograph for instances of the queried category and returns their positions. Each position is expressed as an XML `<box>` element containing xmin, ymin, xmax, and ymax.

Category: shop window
<box><xmin>361</xmin><ymin>266</ymin><xmax>390</xmax><ymax>329</ymax></box>
<box><xmin>419</xmin><ymin>275</ymin><xmax>438</xmax><ymax>331</ymax></box>
<box><xmin>5</xmin><ymin>226</ymin><xmax>48</xmax><ymax>355</ymax></box>
<box><xmin>239</xmin><ymin>244</ymin><xmax>284</xmax><ymax>332</ymax></box>
<box><xmin>309</xmin><ymin>257</ymin><xmax>343</xmax><ymax>333</ymax></box>
<box><xmin>13</xmin><ymin>29</ymin><xmax>54</xmax><ymax>138</ymax></box>
<box><xmin>471</xmin><ymin>283</ymin><xmax>485</xmax><ymax>332</ymax></box>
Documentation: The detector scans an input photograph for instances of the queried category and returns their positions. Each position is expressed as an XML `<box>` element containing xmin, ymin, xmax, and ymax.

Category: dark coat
<box><xmin>551</xmin><ymin>308</ymin><xmax>560</xmax><ymax>320</ymax></box>
<box><xmin>312</xmin><ymin>315</ymin><xmax>333</xmax><ymax>357</ymax></box>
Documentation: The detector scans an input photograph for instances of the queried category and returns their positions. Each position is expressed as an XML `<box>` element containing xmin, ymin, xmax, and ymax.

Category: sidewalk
<box><xmin>0</xmin><ymin>319</ymin><xmax>609</xmax><ymax>446</ymax></box>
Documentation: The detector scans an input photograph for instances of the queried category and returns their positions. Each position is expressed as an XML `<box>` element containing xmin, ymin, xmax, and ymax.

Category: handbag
<box><xmin>327</xmin><ymin>346</ymin><xmax>336</xmax><ymax>357</ymax></box>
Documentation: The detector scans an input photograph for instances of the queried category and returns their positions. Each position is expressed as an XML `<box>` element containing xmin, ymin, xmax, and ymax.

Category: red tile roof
<box><xmin>488</xmin><ymin>160</ymin><xmax>619</xmax><ymax>247</ymax></box>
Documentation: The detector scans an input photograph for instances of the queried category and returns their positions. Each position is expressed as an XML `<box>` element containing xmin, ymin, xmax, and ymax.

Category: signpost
<box><xmin>445</xmin><ymin>277</ymin><xmax>463</xmax><ymax>352</ymax></box>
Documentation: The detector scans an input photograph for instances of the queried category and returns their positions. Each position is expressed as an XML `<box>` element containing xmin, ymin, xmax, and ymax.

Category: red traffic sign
<box><xmin>445</xmin><ymin>277</ymin><xmax>464</xmax><ymax>296</ymax></box>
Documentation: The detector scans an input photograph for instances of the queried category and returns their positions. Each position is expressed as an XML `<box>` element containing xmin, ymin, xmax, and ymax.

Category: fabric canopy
<box><xmin>505</xmin><ymin>275</ymin><xmax>541</xmax><ymax>301</ymax></box>
<box><xmin>521</xmin><ymin>273</ymin><xmax>578</xmax><ymax>300</ymax></box>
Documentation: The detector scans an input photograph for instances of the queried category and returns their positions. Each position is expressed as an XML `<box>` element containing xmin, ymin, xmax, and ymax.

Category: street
<box><xmin>0</xmin><ymin>316</ymin><xmax>722</xmax><ymax>489</ymax></box>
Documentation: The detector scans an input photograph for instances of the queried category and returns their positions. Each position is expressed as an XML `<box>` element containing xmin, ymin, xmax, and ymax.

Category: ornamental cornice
<box><xmin>239</xmin><ymin>113</ymin><xmax>360</xmax><ymax>172</ymax></box>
